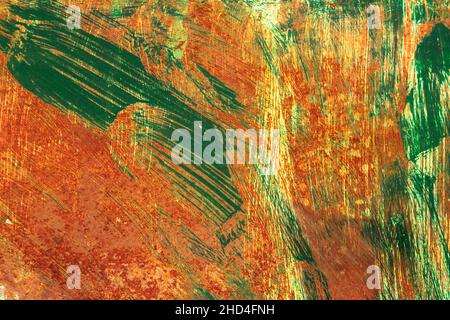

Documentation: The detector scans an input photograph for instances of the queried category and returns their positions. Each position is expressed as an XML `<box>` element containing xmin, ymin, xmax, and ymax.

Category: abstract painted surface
<box><xmin>0</xmin><ymin>0</ymin><xmax>448</xmax><ymax>300</ymax></box>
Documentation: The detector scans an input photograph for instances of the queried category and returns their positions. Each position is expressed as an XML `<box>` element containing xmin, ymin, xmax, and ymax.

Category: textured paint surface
<box><xmin>0</xmin><ymin>0</ymin><xmax>448</xmax><ymax>299</ymax></box>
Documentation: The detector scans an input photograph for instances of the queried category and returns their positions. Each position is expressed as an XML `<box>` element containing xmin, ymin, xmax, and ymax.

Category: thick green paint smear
<box><xmin>401</xmin><ymin>23</ymin><xmax>449</xmax><ymax>161</ymax></box>
<box><xmin>131</xmin><ymin>107</ymin><xmax>243</xmax><ymax>225</ymax></box>
<box><xmin>7</xmin><ymin>26</ymin><xmax>148</xmax><ymax>128</ymax></box>
<box><xmin>3</xmin><ymin>3</ymin><xmax>162</xmax><ymax>129</ymax></box>
<box><xmin>0</xmin><ymin>2</ymin><xmax>242</xmax><ymax>226</ymax></box>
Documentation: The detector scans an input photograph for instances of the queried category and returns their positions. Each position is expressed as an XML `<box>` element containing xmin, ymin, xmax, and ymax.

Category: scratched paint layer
<box><xmin>0</xmin><ymin>0</ymin><xmax>448</xmax><ymax>300</ymax></box>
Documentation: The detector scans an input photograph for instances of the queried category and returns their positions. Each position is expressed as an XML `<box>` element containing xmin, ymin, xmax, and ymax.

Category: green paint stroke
<box><xmin>401</xmin><ymin>23</ymin><xmax>449</xmax><ymax>161</ymax></box>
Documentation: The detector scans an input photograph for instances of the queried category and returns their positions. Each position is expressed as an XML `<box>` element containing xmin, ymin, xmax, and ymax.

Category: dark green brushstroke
<box><xmin>197</xmin><ymin>64</ymin><xmax>246</xmax><ymax>112</ymax></box>
<box><xmin>131</xmin><ymin>108</ymin><xmax>243</xmax><ymax>225</ymax></box>
<box><xmin>256</xmin><ymin>34</ymin><xmax>279</xmax><ymax>79</ymax></box>
<box><xmin>302</xmin><ymin>268</ymin><xmax>331</xmax><ymax>300</ymax></box>
<box><xmin>400</xmin><ymin>23</ymin><xmax>449</xmax><ymax>161</ymax></box>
